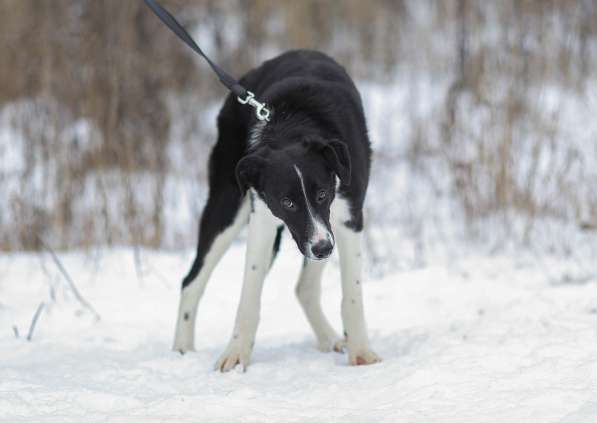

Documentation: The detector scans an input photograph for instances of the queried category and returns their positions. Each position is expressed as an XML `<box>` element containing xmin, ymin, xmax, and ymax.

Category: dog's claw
<box><xmin>172</xmin><ymin>336</ymin><xmax>195</xmax><ymax>354</ymax></box>
<box><xmin>349</xmin><ymin>349</ymin><xmax>381</xmax><ymax>366</ymax></box>
<box><xmin>215</xmin><ymin>343</ymin><xmax>252</xmax><ymax>372</ymax></box>
<box><xmin>216</xmin><ymin>355</ymin><xmax>247</xmax><ymax>372</ymax></box>
<box><xmin>317</xmin><ymin>336</ymin><xmax>346</xmax><ymax>353</ymax></box>
<box><xmin>333</xmin><ymin>338</ymin><xmax>348</xmax><ymax>353</ymax></box>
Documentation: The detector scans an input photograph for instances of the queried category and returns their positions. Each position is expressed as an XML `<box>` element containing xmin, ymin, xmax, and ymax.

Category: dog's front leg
<box><xmin>216</xmin><ymin>197</ymin><xmax>278</xmax><ymax>372</ymax></box>
<box><xmin>335</xmin><ymin>223</ymin><xmax>381</xmax><ymax>366</ymax></box>
<box><xmin>296</xmin><ymin>258</ymin><xmax>345</xmax><ymax>353</ymax></box>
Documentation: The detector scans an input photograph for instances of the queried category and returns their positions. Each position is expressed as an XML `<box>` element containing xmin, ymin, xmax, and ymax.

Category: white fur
<box><xmin>296</xmin><ymin>258</ymin><xmax>345</xmax><ymax>352</ymax></box>
<box><xmin>248</xmin><ymin>120</ymin><xmax>267</xmax><ymax>146</ymax></box>
<box><xmin>294</xmin><ymin>165</ymin><xmax>334</xmax><ymax>257</ymax></box>
<box><xmin>216</xmin><ymin>193</ymin><xmax>281</xmax><ymax>371</ymax></box>
<box><xmin>330</xmin><ymin>194</ymin><xmax>351</xmax><ymax>225</ymax></box>
<box><xmin>331</xmin><ymin>197</ymin><xmax>381</xmax><ymax>365</ymax></box>
<box><xmin>173</xmin><ymin>197</ymin><xmax>250</xmax><ymax>353</ymax></box>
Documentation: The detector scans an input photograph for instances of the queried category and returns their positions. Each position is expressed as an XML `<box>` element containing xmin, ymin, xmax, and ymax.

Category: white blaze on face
<box><xmin>294</xmin><ymin>165</ymin><xmax>334</xmax><ymax>257</ymax></box>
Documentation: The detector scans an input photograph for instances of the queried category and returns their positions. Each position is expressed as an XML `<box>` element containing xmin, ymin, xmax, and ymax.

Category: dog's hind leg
<box><xmin>295</xmin><ymin>258</ymin><xmax>345</xmax><ymax>353</ymax></box>
<box><xmin>334</xmin><ymin>222</ymin><xmax>381</xmax><ymax>366</ymax></box>
<box><xmin>173</xmin><ymin>188</ymin><xmax>250</xmax><ymax>354</ymax></box>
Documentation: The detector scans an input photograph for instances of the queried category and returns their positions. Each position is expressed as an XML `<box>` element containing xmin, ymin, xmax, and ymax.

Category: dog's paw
<box><xmin>215</xmin><ymin>341</ymin><xmax>253</xmax><ymax>372</ymax></box>
<box><xmin>317</xmin><ymin>337</ymin><xmax>346</xmax><ymax>353</ymax></box>
<box><xmin>348</xmin><ymin>348</ymin><xmax>381</xmax><ymax>366</ymax></box>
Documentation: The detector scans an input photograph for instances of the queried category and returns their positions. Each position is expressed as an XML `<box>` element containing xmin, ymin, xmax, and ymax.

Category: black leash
<box><xmin>144</xmin><ymin>0</ymin><xmax>270</xmax><ymax>121</ymax></box>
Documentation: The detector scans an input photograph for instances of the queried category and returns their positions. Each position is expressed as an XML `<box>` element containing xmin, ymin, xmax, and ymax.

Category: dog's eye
<box><xmin>281</xmin><ymin>197</ymin><xmax>295</xmax><ymax>210</ymax></box>
<box><xmin>316</xmin><ymin>190</ymin><xmax>327</xmax><ymax>203</ymax></box>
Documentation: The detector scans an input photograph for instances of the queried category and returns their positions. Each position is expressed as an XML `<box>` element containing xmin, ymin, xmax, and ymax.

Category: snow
<box><xmin>1</xmin><ymin>240</ymin><xmax>597</xmax><ymax>422</ymax></box>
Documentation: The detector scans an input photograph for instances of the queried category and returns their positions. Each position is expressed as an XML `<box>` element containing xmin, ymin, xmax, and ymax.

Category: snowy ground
<box><xmin>1</xmin><ymin>241</ymin><xmax>597</xmax><ymax>422</ymax></box>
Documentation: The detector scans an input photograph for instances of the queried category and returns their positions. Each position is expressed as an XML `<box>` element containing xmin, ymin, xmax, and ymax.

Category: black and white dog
<box><xmin>173</xmin><ymin>50</ymin><xmax>380</xmax><ymax>371</ymax></box>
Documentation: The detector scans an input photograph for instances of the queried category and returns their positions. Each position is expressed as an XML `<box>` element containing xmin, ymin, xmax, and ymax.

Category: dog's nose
<box><xmin>311</xmin><ymin>240</ymin><xmax>333</xmax><ymax>259</ymax></box>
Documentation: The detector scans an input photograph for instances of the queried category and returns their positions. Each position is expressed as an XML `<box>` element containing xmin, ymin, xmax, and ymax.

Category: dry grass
<box><xmin>0</xmin><ymin>0</ymin><xmax>595</xmax><ymax>251</ymax></box>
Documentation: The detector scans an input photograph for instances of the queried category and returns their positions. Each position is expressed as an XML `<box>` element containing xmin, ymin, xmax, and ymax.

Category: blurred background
<box><xmin>1</xmin><ymin>0</ymin><xmax>596</xmax><ymax>272</ymax></box>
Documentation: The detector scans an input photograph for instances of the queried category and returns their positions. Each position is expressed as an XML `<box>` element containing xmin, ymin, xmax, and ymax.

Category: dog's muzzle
<box><xmin>310</xmin><ymin>239</ymin><xmax>334</xmax><ymax>260</ymax></box>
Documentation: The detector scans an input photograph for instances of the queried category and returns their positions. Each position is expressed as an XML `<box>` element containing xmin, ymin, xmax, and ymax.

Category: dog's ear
<box><xmin>321</xmin><ymin>140</ymin><xmax>351</xmax><ymax>186</ymax></box>
<box><xmin>236</xmin><ymin>155</ymin><xmax>267</xmax><ymax>193</ymax></box>
<box><xmin>304</xmin><ymin>137</ymin><xmax>352</xmax><ymax>185</ymax></box>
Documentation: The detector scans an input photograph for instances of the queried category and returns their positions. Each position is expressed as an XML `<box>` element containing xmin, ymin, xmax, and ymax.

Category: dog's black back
<box><xmin>211</xmin><ymin>49</ymin><xmax>371</xmax><ymax>229</ymax></box>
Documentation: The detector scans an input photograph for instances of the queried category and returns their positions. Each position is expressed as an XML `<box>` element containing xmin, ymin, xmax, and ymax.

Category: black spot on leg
<box><xmin>351</xmin><ymin>299</ymin><xmax>355</xmax><ymax>304</ymax></box>
<box><xmin>233</xmin><ymin>333</ymin><xmax>239</xmax><ymax>340</ymax></box>
<box><xmin>356</xmin><ymin>280</ymin><xmax>360</xmax><ymax>285</ymax></box>
<box><xmin>249</xmin><ymin>192</ymin><xmax>255</xmax><ymax>212</ymax></box>
<box><xmin>343</xmin><ymin>330</ymin><xmax>348</xmax><ymax>338</ymax></box>
<box><xmin>271</xmin><ymin>225</ymin><xmax>284</xmax><ymax>263</ymax></box>
<box><xmin>183</xmin><ymin>312</ymin><xmax>189</xmax><ymax>321</ymax></box>
<box><xmin>251</xmin><ymin>265</ymin><xmax>257</xmax><ymax>271</ymax></box>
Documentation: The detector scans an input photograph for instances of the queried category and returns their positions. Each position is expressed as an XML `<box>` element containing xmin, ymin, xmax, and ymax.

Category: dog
<box><xmin>172</xmin><ymin>49</ymin><xmax>380</xmax><ymax>371</ymax></box>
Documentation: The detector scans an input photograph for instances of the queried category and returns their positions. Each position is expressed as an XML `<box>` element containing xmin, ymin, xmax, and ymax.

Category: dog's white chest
<box><xmin>330</xmin><ymin>196</ymin><xmax>351</xmax><ymax>227</ymax></box>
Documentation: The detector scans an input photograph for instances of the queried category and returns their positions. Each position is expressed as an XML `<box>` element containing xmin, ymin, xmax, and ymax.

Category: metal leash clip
<box><xmin>238</xmin><ymin>91</ymin><xmax>271</xmax><ymax>122</ymax></box>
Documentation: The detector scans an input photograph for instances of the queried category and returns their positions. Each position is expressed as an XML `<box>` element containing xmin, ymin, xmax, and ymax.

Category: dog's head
<box><xmin>236</xmin><ymin>136</ymin><xmax>351</xmax><ymax>260</ymax></box>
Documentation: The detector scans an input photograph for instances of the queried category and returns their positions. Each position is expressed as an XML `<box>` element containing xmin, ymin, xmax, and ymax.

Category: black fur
<box><xmin>182</xmin><ymin>49</ymin><xmax>371</xmax><ymax>288</ymax></box>
<box><xmin>270</xmin><ymin>225</ymin><xmax>284</xmax><ymax>265</ymax></box>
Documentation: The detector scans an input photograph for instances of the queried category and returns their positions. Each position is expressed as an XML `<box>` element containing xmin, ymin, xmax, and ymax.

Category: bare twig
<box><xmin>142</xmin><ymin>260</ymin><xmax>172</xmax><ymax>289</ymax></box>
<box><xmin>36</xmin><ymin>235</ymin><xmax>101</xmax><ymax>321</ymax></box>
<box><xmin>37</xmin><ymin>252</ymin><xmax>57</xmax><ymax>302</ymax></box>
<box><xmin>133</xmin><ymin>244</ymin><xmax>144</xmax><ymax>286</ymax></box>
<box><xmin>26</xmin><ymin>302</ymin><xmax>45</xmax><ymax>341</ymax></box>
